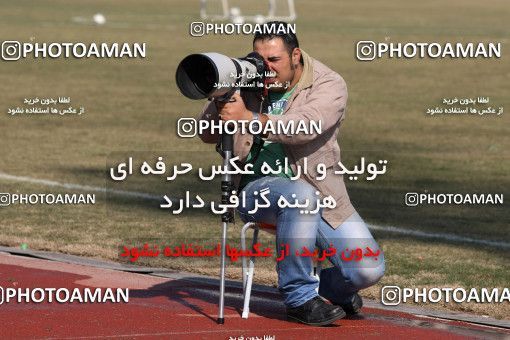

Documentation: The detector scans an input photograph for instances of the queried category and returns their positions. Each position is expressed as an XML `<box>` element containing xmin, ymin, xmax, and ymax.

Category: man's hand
<box><xmin>216</xmin><ymin>92</ymin><xmax>252</xmax><ymax>121</ymax></box>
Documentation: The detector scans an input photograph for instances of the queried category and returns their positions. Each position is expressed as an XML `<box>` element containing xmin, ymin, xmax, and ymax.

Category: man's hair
<box><xmin>253</xmin><ymin>21</ymin><xmax>303</xmax><ymax>65</ymax></box>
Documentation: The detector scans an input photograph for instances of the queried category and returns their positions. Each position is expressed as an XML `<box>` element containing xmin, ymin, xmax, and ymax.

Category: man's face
<box><xmin>253</xmin><ymin>38</ymin><xmax>298</xmax><ymax>92</ymax></box>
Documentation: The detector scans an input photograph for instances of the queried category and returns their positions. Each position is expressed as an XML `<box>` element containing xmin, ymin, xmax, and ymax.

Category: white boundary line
<box><xmin>0</xmin><ymin>172</ymin><xmax>160</xmax><ymax>201</ymax></box>
<box><xmin>1</xmin><ymin>172</ymin><xmax>509</xmax><ymax>250</ymax></box>
<box><xmin>367</xmin><ymin>224</ymin><xmax>510</xmax><ymax>250</ymax></box>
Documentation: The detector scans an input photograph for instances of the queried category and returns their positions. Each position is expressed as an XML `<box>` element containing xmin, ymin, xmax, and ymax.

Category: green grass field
<box><xmin>0</xmin><ymin>0</ymin><xmax>508</xmax><ymax>319</ymax></box>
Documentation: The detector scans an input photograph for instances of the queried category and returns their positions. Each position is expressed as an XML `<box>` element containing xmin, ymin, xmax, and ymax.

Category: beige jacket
<box><xmin>198</xmin><ymin>50</ymin><xmax>355</xmax><ymax>229</ymax></box>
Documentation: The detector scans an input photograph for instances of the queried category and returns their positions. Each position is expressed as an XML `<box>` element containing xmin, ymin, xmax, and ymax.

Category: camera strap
<box><xmin>249</xmin><ymin>134</ymin><xmax>265</xmax><ymax>165</ymax></box>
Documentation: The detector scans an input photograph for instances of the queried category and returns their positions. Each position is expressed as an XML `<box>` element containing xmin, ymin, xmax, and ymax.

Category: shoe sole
<box><xmin>287</xmin><ymin>309</ymin><xmax>346</xmax><ymax>326</ymax></box>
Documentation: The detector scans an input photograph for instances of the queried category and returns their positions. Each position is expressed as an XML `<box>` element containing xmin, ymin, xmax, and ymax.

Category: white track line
<box><xmin>0</xmin><ymin>172</ymin><xmax>160</xmax><ymax>200</ymax></box>
<box><xmin>1</xmin><ymin>172</ymin><xmax>508</xmax><ymax>250</ymax></box>
<box><xmin>367</xmin><ymin>224</ymin><xmax>510</xmax><ymax>250</ymax></box>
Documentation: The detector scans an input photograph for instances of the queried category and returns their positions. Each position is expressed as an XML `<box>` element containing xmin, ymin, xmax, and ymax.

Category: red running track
<box><xmin>0</xmin><ymin>252</ymin><xmax>508</xmax><ymax>339</ymax></box>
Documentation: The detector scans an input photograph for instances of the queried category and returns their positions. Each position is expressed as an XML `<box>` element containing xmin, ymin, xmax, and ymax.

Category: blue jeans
<box><xmin>237</xmin><ymin>176</ymin><xmax>385</xmax><ymax>308</ymax></box>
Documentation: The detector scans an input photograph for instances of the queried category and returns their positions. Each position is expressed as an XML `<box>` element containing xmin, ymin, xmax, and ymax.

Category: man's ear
<box><xmin>292</xmin><ymin>48</ymin><xmax>302</xmax><ymax>67</ymax></box>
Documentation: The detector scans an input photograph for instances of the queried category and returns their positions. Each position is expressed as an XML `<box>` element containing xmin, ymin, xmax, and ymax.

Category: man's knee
<box><xmin>283</xmin><ymin>180</ymin><xmax>319</xmax><ymax>210</ymax></box>
<box><xmin>346</xmin><ymin>264</ymin><xmax>385</xmax><ymax>289</ymax></box>
<box><xmin>286</xmin><ymin>180</ymin><xmax>316</xmax><ymax>197</ymax></box>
